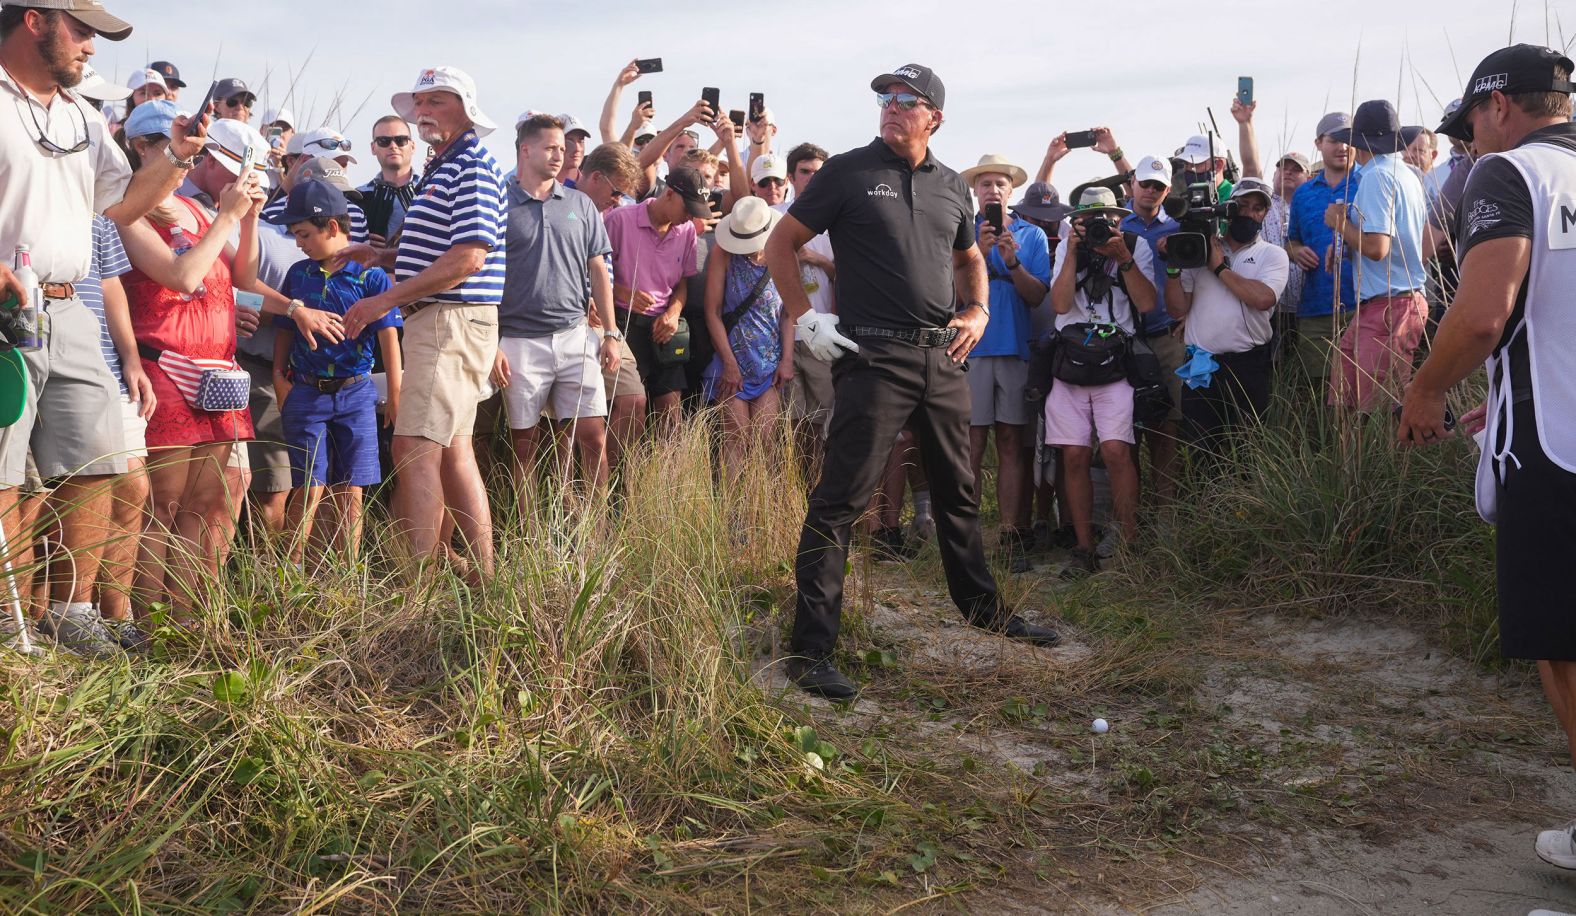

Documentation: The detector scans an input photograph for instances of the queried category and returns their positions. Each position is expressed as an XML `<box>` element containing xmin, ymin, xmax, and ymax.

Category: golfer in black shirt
<box><xmin>765</xmin><ymin>63</ymin><xmax>1060</xmax><ymax>700</ymax></box>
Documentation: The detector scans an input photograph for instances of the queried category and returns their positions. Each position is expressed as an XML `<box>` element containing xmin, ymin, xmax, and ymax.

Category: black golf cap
<box><xmin>148</xmin><ymin>60</ymin><xmax>184</xmax><ymax>88</ymax></box>
<box><xmin>1438</xmin><ymin>43</ymin><xmax>1575</xmax><ymax>140</ymax></box>
<box><xmin>870</xmin><ymin>63</ymin><xmax>945</xmax><ymax>110</ymax></box>
<box><xmin>663</xmin><ymin>166</ymin><xmax>713</xmax><ymax>219</ymax></box>
<box><xmin>1328</xmin><ymin>100</ymin><xmax>1406</xmax><ymax>153</ymax></box>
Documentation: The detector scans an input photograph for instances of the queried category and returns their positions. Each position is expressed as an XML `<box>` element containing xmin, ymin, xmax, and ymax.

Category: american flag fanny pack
<box><xmin>138</xmin><ymin>344</ymin><xmax>250</xmax><ymax>413</ymax></box>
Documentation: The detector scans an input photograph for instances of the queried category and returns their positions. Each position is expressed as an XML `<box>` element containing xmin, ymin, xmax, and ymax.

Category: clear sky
<box><xmin>101</xmin><ymin>0</ymin><xmax>1571</xmax><ymax>195</ymax></box>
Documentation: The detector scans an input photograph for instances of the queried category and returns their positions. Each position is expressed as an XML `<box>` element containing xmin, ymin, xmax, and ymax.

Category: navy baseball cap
<box><xmin>870</xmin><ymin>63</ymin><xmax>945</xmax><ymax>110</ymax></box>
<box><xmin>267</xmin><ymin>179</ymin><xmax>351</xmax><ymax>227</ymax></box>
<box><xmin>1438</xmin><ymin>44</ymin><xmax>1575</xmax><ymax>139</ymax></box>
<box><xmin>214</xmin><ymin>77</ymin><xmax>255</xmax><ymax>105</ymax></box>
<box><xmin>148</xmin><ymin>60</ymin><xmax>184</xmax><ymax>89</ymax></box>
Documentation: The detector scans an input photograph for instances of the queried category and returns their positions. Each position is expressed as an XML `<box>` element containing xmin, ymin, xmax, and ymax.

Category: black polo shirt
<box><xmin>788</xmin><ymin>137</ymin><xmax>973</xmax><ymax>329</ymax></box>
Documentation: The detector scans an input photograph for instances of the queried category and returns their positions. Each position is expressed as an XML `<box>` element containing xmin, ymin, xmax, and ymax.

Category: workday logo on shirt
<box><xmin>867</xmin><ymin>183</ymin><xmax>899</xmax><ymax>200</ymax></box>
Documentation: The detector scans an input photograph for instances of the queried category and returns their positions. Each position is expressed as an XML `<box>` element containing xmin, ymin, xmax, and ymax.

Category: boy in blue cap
<box><xmin>267</xmin><ymin>179</ymin><xmax>403</xmax><ymax>563</ymax></box>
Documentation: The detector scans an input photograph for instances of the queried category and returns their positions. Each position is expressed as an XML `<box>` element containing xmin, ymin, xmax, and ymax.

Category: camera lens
<box><xmin>1085</xmin><ymin>219</ymin><xmax>1113</xmax><ymax>244</ymax></box>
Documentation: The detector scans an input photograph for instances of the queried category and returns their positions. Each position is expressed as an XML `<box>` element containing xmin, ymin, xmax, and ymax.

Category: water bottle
<box><xmin>10</xmin><ymin>245</ymin><xmax>42</xmax><ymax>351</ymax></box>
<box><xmin>167</xmin><ymin>226</ymin><xmax>206</xmax><ymax>302</ymax></box>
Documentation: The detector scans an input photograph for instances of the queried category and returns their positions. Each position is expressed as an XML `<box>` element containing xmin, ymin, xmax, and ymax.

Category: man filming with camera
<box><xmin>1045</xmin><ymin>188</ymin><xmax>1158</xmax><ymax>573</ymax></box>
<box><xmin>1163</xmin><ymin>177</ymin><xmax>1289</xmax><ymax>469</ymax></box>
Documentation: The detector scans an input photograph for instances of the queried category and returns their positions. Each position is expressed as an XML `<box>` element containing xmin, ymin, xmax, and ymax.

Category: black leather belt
<box><xmin>297</xmin><ymin>373</ymin><xmax>369</xmax><ymax>393</ymax></box>
<box><xmin>850</xmin><ymin>326</ymin><xmax>959</xmax><ymax>348</ymax></box>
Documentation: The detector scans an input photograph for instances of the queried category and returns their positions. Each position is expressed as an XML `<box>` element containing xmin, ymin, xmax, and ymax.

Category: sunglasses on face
<box><xmin>1138</xmin><ymin>180</ymin><xmax>1168</xmax><ymax>192</ymax></box>
<box><xmin>875</xmin><ymin>92</ymin><xmax>929</xmax><ymax>111</ymax></box>
<box><xmin>223</xmin><ymin>97</ymin><xmax>252</xmax><ymax>109</ymax></box>
<box><xmin>308</xmin><ymin>137</ymin><xmax>353</xmax><ymax>152</ymax></box>
<box><xmin>373</xmin><ymin>135</ymin><xmax>412</xmax><ymax>148</ymax></box>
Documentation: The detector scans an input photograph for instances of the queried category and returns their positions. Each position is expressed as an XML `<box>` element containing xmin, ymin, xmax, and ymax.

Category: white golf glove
<box><xmin>796</xmin><ymin>311</ymin><xmax>859</xmax><ymax>362</ymax></box>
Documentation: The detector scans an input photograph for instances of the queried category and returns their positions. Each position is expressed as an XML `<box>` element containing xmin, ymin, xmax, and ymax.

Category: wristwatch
<box><xmin>1212</xmin><ymin>263</ymin><xmax>1229</xmax><ymax>277</ymax></box>
<box><xmin>965</xmin><ymin>300</ymin><xmax>990</xmax><ymax>318</ymax></box>
<box><xmin>1165</xmin><ymin>267</ymin><xmax>1183</xmax><ymax>278</ymax></box>
<box><xmin>1119</xmin><ymin>259</ymin><xmax>1136</xmax><ymax>273</ymax></box>
<box><xmin>1107</xmin><ymin>147</ymin><xmax>1125</xmax><ymax>162</ymax></box>
<box><xmin>1004</xmin><ymin>258</ymin><xmax>1021</xmax><ymax>271</ymax></box>
<box><xmin>604</xmin><ymin>327</ymin><xmax>625</xmax><ymax>341</ymax></box>
<box><xmin>163</xmin><ymin>145</ymin><xmax>198</xmax><ymax>170</ymax></box>
<box><xmin>286</xmin><ymin>298</ymin><xmax>303</xmax><ymax>317</ymax></box>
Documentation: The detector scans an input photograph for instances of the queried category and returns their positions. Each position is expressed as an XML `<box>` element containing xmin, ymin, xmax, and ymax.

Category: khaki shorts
<box><xmin>1148</xmin><ymin>331</ymin><xmax>1187</xmax><ymax>426</ymax></box>
<box><xmin>396</xmin><ymin>302</ymin><xmax>499</xmax><ymax>446</ymax></box>
<box><xmin>120</xmin><ymin>394</ymin><xmax>148</xmax><ymax>459</ymax></box>
<box><xmin>0</xmin><ymin>296</ymin><xmax>126</xmax><ymax>487</ymax></box>
<box><xmin>598</xmin><ymin>331</ymin><xmax>642</xmax><ymax>405</ymax></box>
<box><xmin>788</xmin><ymin>338</ymin><xmax>834</xmax><ymax>428</ymax></box>
<box><xmin>242</xmin><ymin>356</ymin><xmax>292</xmax><ymax>493</ymax></box>
<box><xmin>1290</xmin><ymin>314</ymin><xmax>1339</xmax><ymax>396</ymax></box>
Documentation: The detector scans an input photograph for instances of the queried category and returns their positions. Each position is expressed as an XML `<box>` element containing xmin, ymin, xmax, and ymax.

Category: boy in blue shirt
<box><xmin>267</xmin><ymin>179</ymin><xmax>403</xmax><ymax>563</ymax></box>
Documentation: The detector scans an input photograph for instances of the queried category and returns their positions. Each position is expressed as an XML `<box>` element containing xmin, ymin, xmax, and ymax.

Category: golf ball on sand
<box><xmin>1091</xmin><ymin>718</ymin><xmax>1109</xmax><ymax>734</ymax></box>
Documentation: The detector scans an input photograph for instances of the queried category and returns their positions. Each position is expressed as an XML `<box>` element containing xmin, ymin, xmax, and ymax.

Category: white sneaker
<box><xmin>1535</xmin><ymin>821</ymin><xmax>1576</xmax><ymax>870</ymax></box>
<box><xmin>1528</xmin><ymin>910</ymin><xmax>1576</xmax><ymax>915</ymax></box>
<box><xmin>1095</xmin><ymin>526</ymin><xmax>1125</xmax><ymax>560</ymax></box>
<box><xmin>41</xmin><ymin>602</ymin><xmax>121</xmax><ymax>658</ymax></box>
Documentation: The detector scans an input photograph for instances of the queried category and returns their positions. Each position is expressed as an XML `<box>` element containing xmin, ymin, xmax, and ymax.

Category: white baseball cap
<box><xmin>262</xmin><ymin>106</ymin><xmax>295</xmax><ymax>129</ymax></box>
<box><xmin>78</xmin><ymin>63</ymin><xmax>132</xmax><ymax>102</ymax></box>
<box><xmin>125</xmin><ymin>68</ymin><xmax>167</xmax><ymax>93</ymax></box>
<box><xmin>392</xmin><ymin>66</ymin><xmax>496</xmax><ymax>139</ymax></box>
<box><xmin>750</xmin><ymin>153</ymin><xmax>787</xmax><ymax>184</ymax></box>
<box><xmin>288</xmin><ymin>127</ymin><xmax>357</xmax><ymax>163</ymax></box>
<box><xmin>203</xmin><ymin>119</ymin><xmax>272</xmax><ymax>188</ymax></box>
<box><xmin>1133</xmin><ymin>155</ymin><xmax>1172</xmax><ymax>187</ymax></box>
<box><xmin>1177</xmin><ymin>134</ymin><xmax>1226</xmax><ymax>166</ymax></box>
<box><xmin>557</xmin><ymin>113</ymin><xmax>590</xmax><ymax>138</ymax></box>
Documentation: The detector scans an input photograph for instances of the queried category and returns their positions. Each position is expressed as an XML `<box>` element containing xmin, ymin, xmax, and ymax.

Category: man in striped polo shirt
<box><xmin>341</xmin><ymin>66</ymin><xmax>506</xmax><ymax>578</ymax></box>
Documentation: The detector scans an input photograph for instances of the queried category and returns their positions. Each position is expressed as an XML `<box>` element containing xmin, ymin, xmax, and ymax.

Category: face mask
<box><xmin>1228</xmin><ymin>214</ymin><xmax>1263</xmax><ymax>244</ymax></box>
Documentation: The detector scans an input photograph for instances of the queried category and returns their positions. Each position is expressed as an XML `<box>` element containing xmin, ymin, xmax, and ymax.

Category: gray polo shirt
<box><xmin>501</xmin><ymin>179</ymin><xmax>611</xmax><ymax>338</ymax></box>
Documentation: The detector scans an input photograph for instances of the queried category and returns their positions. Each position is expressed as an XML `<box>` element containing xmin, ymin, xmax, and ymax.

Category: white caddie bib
<box><xmin>1473</xmin><ymin>140</ymin><xmax>1576</xmax><ymax>523</ymax></box>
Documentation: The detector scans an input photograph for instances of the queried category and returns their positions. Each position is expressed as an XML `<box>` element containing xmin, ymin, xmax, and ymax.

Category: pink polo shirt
<box><xmin>602</xmin><ymin>199</ymin><xmax>698</xmax><ymax>316</ymax></box>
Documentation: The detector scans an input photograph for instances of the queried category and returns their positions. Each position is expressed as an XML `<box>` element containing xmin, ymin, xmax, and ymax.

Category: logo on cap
<box><xmin>1473</xmin><ymin>72</ymin><xmax>1508</xmax><ymax>94</ymax></box>
<box><xmin>895</xmin><ymin>67</ymin><xmax>921</xmax><ymax>79</ymax></box>
<box><xmin>418</xmin><ymin>69</ymin><xmax>438</xmax><ymax>87</ymax></box>
<box><xmin>868</xmin><ymin>183</ymin><xmax>899</xmax><ymax>200</ymax></box>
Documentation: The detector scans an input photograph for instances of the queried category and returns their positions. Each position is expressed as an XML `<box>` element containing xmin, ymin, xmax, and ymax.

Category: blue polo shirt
<box><xmin>274</xmin><ymin>259</ymin><xmax>401</xmax><ymax>379</ymax></box>
<box><xmin>1350</xmin><ymin>153</ymin><xmax>1428</xmax><ymax>302</ymax></box>
<box><xmin>1119</xmin><ymin>209</ymin><xmax>1179</xmax><ymax>334</ymax></box>
<box><xmin>394</xmin><ymin>130</ymin><xmax>507</xmax><ymax>306</ymax></box>
<box><xmin>972</xmin><ymin>215</ymin><xmax>1051</xmax><ymax>360</ymax></box>
<box><xmin>1287</xmin><ymin>168</ymin><xmax>1359</xmax><ymax>317</ymax></box>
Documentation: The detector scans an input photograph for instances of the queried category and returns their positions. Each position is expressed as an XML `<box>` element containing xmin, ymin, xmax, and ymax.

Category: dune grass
<box><xmin>0</xmin><ymin>379</ymin><xmax>1507</xmax><ymax>912</ymax></box>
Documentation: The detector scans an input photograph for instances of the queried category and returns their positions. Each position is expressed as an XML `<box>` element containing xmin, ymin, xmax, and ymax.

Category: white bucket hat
<box><xmin>392</xmin><ymin>66</ymin><xmax>496</xmax><ymax>139</ymax></box>
<box><xmin>716</xmin><ymin>196</ymin><xmax>782</xmax><ymax>256</ymax></box>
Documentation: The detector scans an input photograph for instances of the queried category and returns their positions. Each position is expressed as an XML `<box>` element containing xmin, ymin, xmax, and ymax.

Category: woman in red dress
<box><xmin>116</xmin><ymin>110</ymin><xmax>264</xmax><ymax>618</ymax></box>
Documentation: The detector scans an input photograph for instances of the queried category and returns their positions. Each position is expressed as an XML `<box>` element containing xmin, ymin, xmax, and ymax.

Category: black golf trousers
<box><xmin>791</xmin><ymin>337</ymin><xmax>1006</xmax><ymax>657</ymax></box>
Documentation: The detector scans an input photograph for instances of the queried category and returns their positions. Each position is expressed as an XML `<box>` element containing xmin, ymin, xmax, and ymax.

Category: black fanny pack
<box><xmin>1051</xmin><ymin>323</ymin><xmax>1128</xmax><ymax>387</ymax></box>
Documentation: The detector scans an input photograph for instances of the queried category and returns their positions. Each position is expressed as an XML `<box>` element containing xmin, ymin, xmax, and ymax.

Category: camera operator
<box><xmin>1163</xmin><ymin>178</ymin><xmax>1289</xmax><ymax>470</ymax></box>
<box><xmin>1046</xmin><ymin>188</ymin><xmax>1157</xmax><ymax>573</ymax></box>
